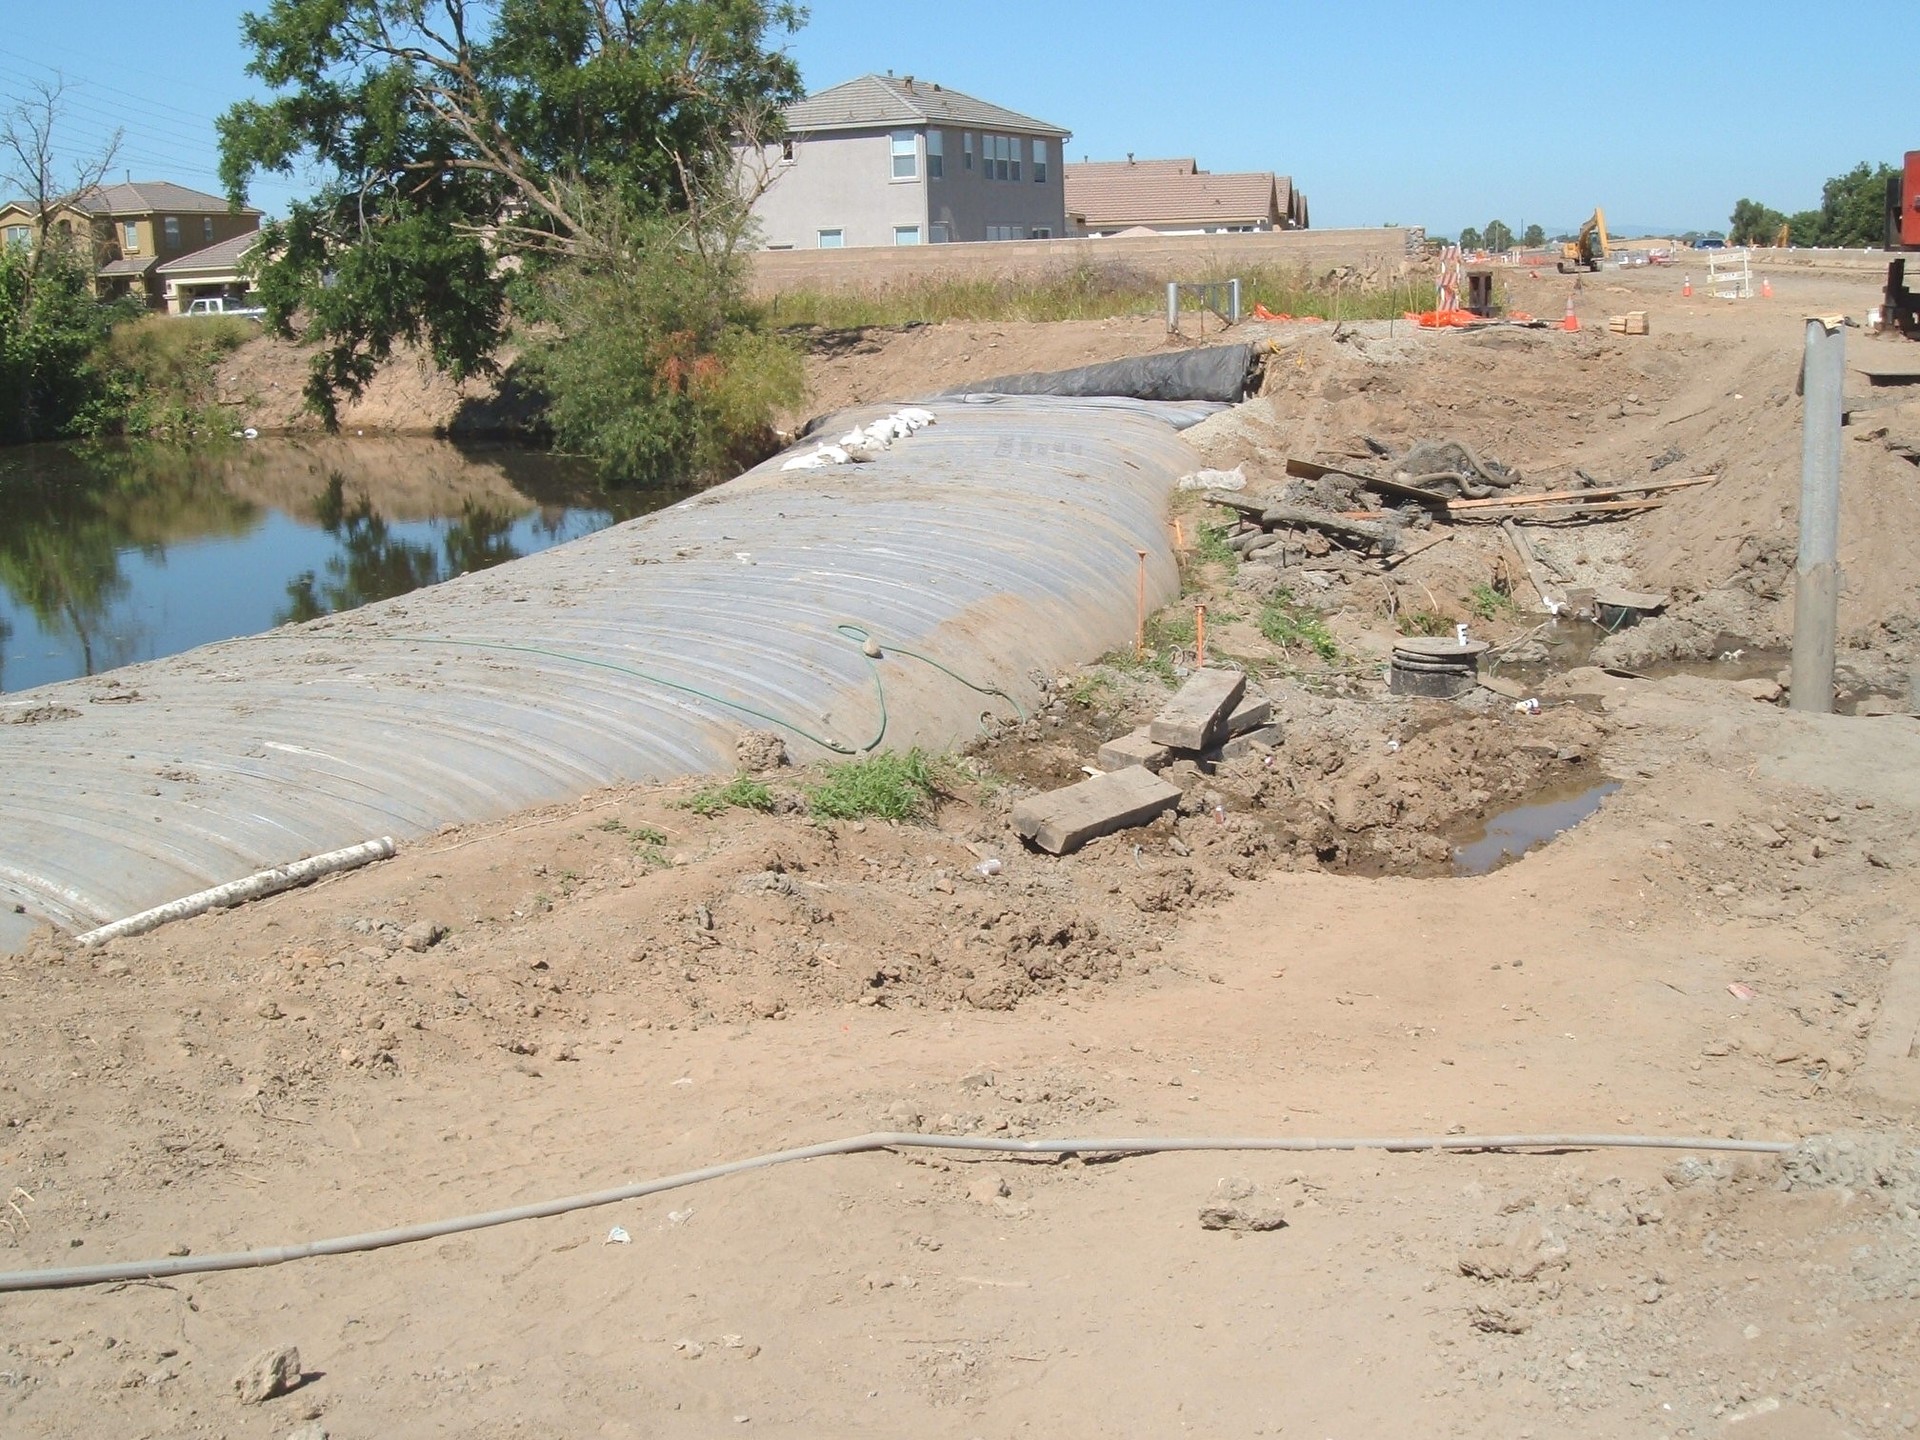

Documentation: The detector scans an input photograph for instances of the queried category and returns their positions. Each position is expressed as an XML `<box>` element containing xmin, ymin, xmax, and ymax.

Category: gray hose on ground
<box><xmin>0</xmin><ymin>1130</ymin><xmax>1796</xmax><ymax>1293</ymax></box>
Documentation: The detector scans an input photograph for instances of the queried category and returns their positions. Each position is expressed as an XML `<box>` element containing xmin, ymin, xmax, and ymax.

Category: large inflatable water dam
<box><xmin>0</xmin><ymin>393</ymin><xmax>1219</xmax><ymax>949</ymax></box>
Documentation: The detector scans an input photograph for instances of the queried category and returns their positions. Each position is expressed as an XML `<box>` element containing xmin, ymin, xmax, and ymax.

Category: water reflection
<box><xmin>0</xmin><ymin>437</ymin><xmax>685</xmax><ymax>693</ymax></box>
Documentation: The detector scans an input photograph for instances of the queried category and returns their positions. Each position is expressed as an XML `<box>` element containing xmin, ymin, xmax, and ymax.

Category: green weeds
<box><xmin>683</xmin><ymin>775</ymin><xmax>777</xmax><ymax>817</ymax></box>
<box><xmin>805</xmin><ymin>749</ymin><xmax>941</xmax><ymax>823</ymax></box>
<box><xmin>1258</xmin><ymin>589</ymin><xmax>1340</xmax><ymax>662</ymax></box>
<box><xmin>1465</xmin><ymin>583</ymin><xmax>1520</xmax><ymax>621</ymax></box>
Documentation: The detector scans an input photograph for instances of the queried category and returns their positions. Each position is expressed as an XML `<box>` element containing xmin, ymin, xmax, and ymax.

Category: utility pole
<box><xmin>1790</xmin><ymin>317</ymin><xmax>1843</xmax><ymax>713</ymax></box>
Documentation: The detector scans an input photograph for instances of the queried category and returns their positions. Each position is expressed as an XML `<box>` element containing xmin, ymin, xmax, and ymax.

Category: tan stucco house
<box><xmin>747</xmin><ymin>74</ymin><xmax>1070</xmax><ymax>249</ymax></box>
<box><xmin>0</xmin><ymin>181</ymin><xmax>261</xmax><ymax>307</ymax></box>
<box><xmin>1064</xmin><ymin>158</ymin><xmax>1309</xmax><ymax>237</ymax></box>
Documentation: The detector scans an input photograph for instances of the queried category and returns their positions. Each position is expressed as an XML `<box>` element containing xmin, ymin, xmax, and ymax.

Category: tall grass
<box><xmin>766</xmin><ymin>258</ymin><xmax>1431</xmax><ymax>331</ymax></box>
<box><xmin>83</xmin><ymin>312</ymin><xmax>256</xmax><ymax>440</ymax></box>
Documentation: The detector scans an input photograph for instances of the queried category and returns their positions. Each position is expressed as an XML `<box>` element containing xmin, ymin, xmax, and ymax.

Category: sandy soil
<box><xmin>6</xmin><ymin>262</ymin><xmax>1920</xmax><ymax>1439</ymax></box>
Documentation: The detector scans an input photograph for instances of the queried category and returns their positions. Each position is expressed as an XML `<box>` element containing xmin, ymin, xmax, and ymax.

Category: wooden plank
<box><xmin>1011</xmin><ymin>766</ymin><xmax>1183</xmax><ymax>856</ymax></box>
<box><xmin>1286</xmin><ymin>457</ymin><xmax>1452</xmax><ymax>509</ymax></box>
<box><xmin>1148</xmin><ymin>667</ymin><xmax>1247</xmax><ymax>750</ymax></box>
<box><xmin>1096</xmin><ymin>729</ymin><xmax>1173</xmax><ymax>774</ymax></box>
<box><xmin>1381</xmin><ymin>531</ymin><xmax>1455</xmax><ymax>569</ymax></box>
<box><xmin>1501</xmin><ymin>519</ymin><xmax>1557</xmax><ymax>612</ymax></box>
<box><xmin>1447</xmin><ymin>475</ymin><xmax>1718</xmax><ymax>512</ymax></box>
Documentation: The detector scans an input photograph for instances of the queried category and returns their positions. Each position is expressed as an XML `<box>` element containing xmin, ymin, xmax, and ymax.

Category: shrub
<box><xmin>519</xmin><ymin>214</ymin><xmax>804</xmax><ymax>485</ymax></box>
<box><xmin>82</xmin><ymin>312</ymin><xmax>254</xmax><ymax>439</ymax></box>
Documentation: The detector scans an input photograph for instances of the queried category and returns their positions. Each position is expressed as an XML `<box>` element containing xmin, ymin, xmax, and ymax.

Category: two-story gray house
<box><xmin>747</xmin><ymin>74</ymin><xmax>1070</xmax><ymax>249</ymax></box>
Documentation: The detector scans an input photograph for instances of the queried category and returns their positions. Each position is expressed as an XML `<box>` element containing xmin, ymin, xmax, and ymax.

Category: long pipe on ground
<box><xmin>0</xmin><ymin>1130</ymin><xmax>1796</xmax><ymax>1293</ymax></box>
<box><xmin>74</xmin><ymin>838</ymin><xmax>397</xmax><ymax>948</ymax></box>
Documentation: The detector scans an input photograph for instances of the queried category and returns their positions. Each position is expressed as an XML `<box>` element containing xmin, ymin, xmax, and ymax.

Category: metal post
<box><xmin>1229</xmin><ymin>278</ymin><xmax>1242</xmax><ymax>325</ymax></box>
<box><xmin>1166</xmin><ymin>282</ymin><xmax>1180</xmax><ymax>334</ymax></box>
<box><xmin>1791</xmin><ymin>318</ymin><xmax>1843</xmax><ymax>713</ymax></box>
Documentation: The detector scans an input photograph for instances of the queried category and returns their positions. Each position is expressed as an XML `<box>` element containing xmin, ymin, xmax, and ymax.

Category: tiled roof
<box><xmin>1067</xmin><ymin>157</ymin><xmax>1198</xmax><ymax>177</ymax></box>
<box><xmin>156</xmin><ymin>231</ymin><xmax>261</xmax><ymax>273</ymax></box>
<box><xmin>784</xmin><ymin>74</ymin><xmax>1068</xmax><ymax>137</ymax></box>
<box><xmin>5</xmin><ymin>182</ymin><xmax>261</xmax><ymax>217</ymax></box>
<box><xmin>97</xmin><ymin>254</ymin><xmax>157</xmax><ymax>276</ymax></box>
<box><xmin>1065</xmin><ymin>162</ymin><xmax>1290</xmax><ymax>229</ymax></box>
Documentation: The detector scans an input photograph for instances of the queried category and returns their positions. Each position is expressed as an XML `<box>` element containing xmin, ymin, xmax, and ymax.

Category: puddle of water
<box><xmin>0</xmin><ymin>437</ymin><xmax>690</xmax><ymax>693</ymax></box>
<box><xmin>1451</xmin><ymin>777</ymin><xmax>1621</xmax><ymax>876</ymax></box>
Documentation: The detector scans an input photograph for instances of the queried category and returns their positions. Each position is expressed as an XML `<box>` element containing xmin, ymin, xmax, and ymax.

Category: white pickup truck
<box><xmin>184</xmin><ymin>296</ymin><xmax>266</xmax><ymax>320</ymax></box>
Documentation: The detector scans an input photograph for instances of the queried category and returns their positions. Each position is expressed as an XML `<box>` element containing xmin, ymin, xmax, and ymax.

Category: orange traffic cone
<box><xmin>1683</xmin><ymin>274</ymin><xmax>1693</xmax><ymax>297</ymax></box>
<box><xmin>1761</xmin><ymin>276</ymin><xmax>1773</xmax><ymax>299</ymax></box>
<box><xmin>1562</xmin><ymin>292</ymin><xmax>1580</xmax><ymax>332</ymax></box>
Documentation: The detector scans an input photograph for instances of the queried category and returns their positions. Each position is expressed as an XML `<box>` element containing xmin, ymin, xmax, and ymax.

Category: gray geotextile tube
<box><xmin>0</xmin><ymin>1131</ymin><xmax>1794</xmax><ymax>1293</ymax></box>
<box><xmin>939</xmin><ymin>344</ymin><xmax>1255</xmax><ymax>403</ymax></box>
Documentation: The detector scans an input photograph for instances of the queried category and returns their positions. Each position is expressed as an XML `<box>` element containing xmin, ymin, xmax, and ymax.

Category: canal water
<box><xmin>0</xmin><ymin>437</ymin><xmax>687</xmax><ymax>694</ymax></box>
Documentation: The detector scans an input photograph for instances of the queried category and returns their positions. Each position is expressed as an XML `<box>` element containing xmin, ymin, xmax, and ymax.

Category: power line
<box><xmin>0</xmin><ymin>43</ymin><xmax>236</xmax><ymax>130</ymax></box>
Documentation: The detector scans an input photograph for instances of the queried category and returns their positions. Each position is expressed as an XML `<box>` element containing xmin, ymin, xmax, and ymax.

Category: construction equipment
<box><xmin>1556</xmin><ymin>209</ymin><xmax>1610</xmax><ymax>273</ymax></box>
<box><xmin>1774</xmin><ymin>222</ymin><xmax>1792</xmax><ymax>248</ymax></box>
<box><xmin>1881</xmin><ymin>152</ymin><xmax>1920</xmax><ymax>338</ymax></box>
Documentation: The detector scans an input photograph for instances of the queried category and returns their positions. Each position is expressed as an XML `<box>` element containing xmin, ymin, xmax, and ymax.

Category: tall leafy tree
<box><xmin>1812</xmin><ymin>162</ymin><xmax>1896</xmax><ymax>249</ymax></box>
<box><xmin>1729</xmin><ymin>197</ymin><xmax>1787</xmax><ymax>247</ymax></box>
<box><xmin>217</xmin><ymin>0</ymin><xmax>807</xmax><ymax>427</ymax></box>
<box><xmin>1482</xmin><ymin>219</ymin><xmax>1514</xmax><ymax>253</ymax></box>
<box><xmin>1521</xmin><ymin>223</ymin><xmax>1545</xmax><ymax>248</ymax></box>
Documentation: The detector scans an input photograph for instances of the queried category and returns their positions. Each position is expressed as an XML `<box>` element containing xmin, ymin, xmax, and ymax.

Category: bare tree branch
<box><xmin>1</xmin><ymin>76</ymin><xmax>122</xmax><ymax>287</ymax></box>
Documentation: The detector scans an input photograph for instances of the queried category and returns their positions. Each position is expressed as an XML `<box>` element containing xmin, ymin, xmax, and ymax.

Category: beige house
<box><xmin>1064</xmin><ymin>158</ymin><xmax>1308</xmax><ymax>237</ymax></box>
<box><xmin>0</xmin><ymin>181</ymin><xmax>261</xmax><ymax>307</ymax></box>
<box><xmin>748</xmin><ymin>74</ymin><xmax>1070</xmax><ymax>249</ymax></box>
<box><xmin>155</xmin><ymin>231</ymin><xmax>262</xmax><ymax>313</ymax></box>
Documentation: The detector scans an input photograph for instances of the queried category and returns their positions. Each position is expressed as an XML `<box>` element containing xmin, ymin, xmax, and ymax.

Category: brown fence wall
<box><xmin>747</xmin><ymin>227</ymin><xmax>1418</xmax><ymax>296</ymax></box>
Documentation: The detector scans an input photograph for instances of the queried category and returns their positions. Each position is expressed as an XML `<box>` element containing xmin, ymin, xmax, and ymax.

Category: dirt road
<box><xmin>5</xmin><ymin>261</ymin><xmax>1919</xmax><ymax>1439</ymax></box>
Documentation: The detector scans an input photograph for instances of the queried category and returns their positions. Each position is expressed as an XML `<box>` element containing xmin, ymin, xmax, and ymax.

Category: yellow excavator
<box><xmin>1557</xmin><ymin>209</ymin><xmax>1610</xmax><ymax>272</ymax></box>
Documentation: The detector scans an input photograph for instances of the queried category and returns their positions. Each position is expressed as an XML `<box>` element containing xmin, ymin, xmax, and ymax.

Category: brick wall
<box><xmin>747</xmin><ymin>227</ymin><xmax>1417</xmax><ymax>297</ymax></box>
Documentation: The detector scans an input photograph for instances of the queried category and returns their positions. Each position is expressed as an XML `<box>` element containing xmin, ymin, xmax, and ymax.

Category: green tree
<box><xmin>1482</xmin><ymin>219</ymin><xmax>1514</xmax><ymax>253</ymax></box>
<box><xmin>1812</xmin><ymin>162</ymin><xmax>1896</xmax><ymax>249</ymax></box>
<box><xmin>0</xmin><ymin>241</ymin><xmax>117</xmax><ymax>443</ymax></box>
<box><xmin>217</xmin><ymin>0</ymin><xmax>807</xmax><ymax>447</ymax></box>
<box><xmin>1522</xmin><ymin>223</ymin><xmax>1545</xmax><ymax>248</ymax></box>
<box><xmin>1458</xmin><ymin>226</ymin><xmax>1482</xmax><ymax>251</ymax></box>
<box><xmin>1786</xmin><ymin>209</ymin><xmax>1824</xmax><ymax>247</ymax></box>
<box><xmin>1729</xmin><ymin>197</ymin><xmax>1787</xmax><ymax>247</ymax></box>
<box><xmin>520</xmin><ymin>207</ymin><xmax>801</xmax><ymax>483</ymax></box>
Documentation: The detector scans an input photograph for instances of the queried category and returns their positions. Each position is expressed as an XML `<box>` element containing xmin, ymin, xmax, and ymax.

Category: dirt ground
<box><xmin>7</xmin><ymin>262</ymin><xmax>1920</xmax><ymax>1438</ymax></box>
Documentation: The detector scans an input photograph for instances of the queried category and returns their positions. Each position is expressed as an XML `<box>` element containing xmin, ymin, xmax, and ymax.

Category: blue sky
<box><xmin>5</xmin><ymin>0</ymin><xmax>1916</xmax><ymax>235</ymax></box>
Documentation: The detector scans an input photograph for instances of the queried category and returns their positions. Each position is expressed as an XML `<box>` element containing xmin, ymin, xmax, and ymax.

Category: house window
<box><xmin>1030</xmin><ymin>226</ymin><xmax>1052</xmax><ymax>239</ymax></box>
<box><xmin>123</xmin><ymin>220</ymin><xmax>139</xmax><ymax>252</ymax></box>
<box><xmin>986</xmin><ymin>224</ymin><xmax>1025</xmax><ymax>242</ymax></box>
<box><xmin>893</xmin><ymin>225</ymin><xmax>922</xmax><ymax>245</ymax></box>
<box><xmin>3</xmin><ymin>224</ymin><xmax>28</xmax><ymax>249</ymax></box>
<box><xmin>163</xmin><ymin>216</ymin><xmax>181</xmax><ymax>249</ymax></box>
<box><xmin>1032</xmin><ymin>138</ymin><xmax>1048</xmax><ymax>184</ymax></box>
<box><xmin>930</xmin><ymin>222</ymin><xmax>951</xmax><ymax>243</ymax></box>
<box><xmin>890</xmin><ymin>130</ymin><xmax>917</xmax><ymax>180</ymax></box>
<box><xmin>203</xmin><ymin>216</ymin><xmax>214</xmax><ymax>243</ymax></box>
<box><xmin>994</xmin><ymin>136</ymin><xmax>1009</xmax><ymax>182</ymax></box>
<box><xmin>926</xmin><ymin>129</ymin><xmax>943</xmax><ymax>180</ymax></box>
<box><xmin>963</xmin><ymin>133</ymin><xmax>973</xmax><ymax>170</ymax></box>
<box><xmin>780</xmin><ymin>138</ymin><xmax>795</xmax><ymax>162</ymax></box>
<box><xmin>817</xmin><ymin>228</ymin><xmax>845</xmax><ymax>248</ymax></box>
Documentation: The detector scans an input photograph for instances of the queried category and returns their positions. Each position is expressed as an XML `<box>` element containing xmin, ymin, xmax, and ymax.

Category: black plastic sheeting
<box><xmin>938</xmin><ymin>344</ymin><xmax>1254</xmax><ymax>404</ymax></box>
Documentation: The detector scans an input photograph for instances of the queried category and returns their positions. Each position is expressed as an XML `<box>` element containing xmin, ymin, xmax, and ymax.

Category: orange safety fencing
<box><xmin>1251</xmin><ymin>304</ymin><xmax>1326</xmax><ymax>323</ymax></box>
<box><xmin>1404</xmin><ymin>309</ymin><xmax>1540</xmax><ymax>329</ymax></box>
